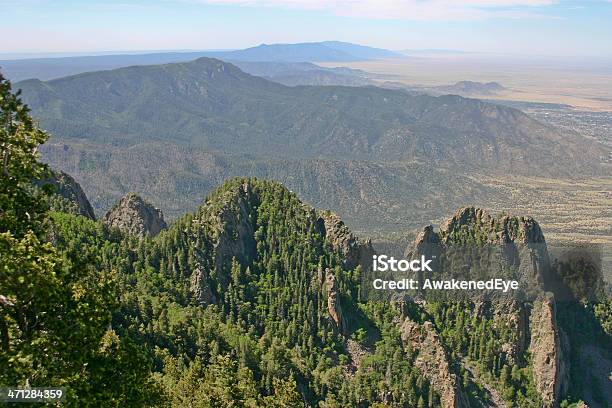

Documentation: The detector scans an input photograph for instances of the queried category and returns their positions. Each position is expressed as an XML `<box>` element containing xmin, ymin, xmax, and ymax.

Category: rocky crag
<box><xmin>37</xmin><ymin>170</ymin><xmax>96</xmax><ymax>219</ymax></box>
<box><xmin>317</xmin><ymin>210</ymin><xmax>375</xmax><ymax>271</ymax></box>
<box><xmin>530</xmin><ymin>296</ymin><xmax>570</xmax><ymax>408</ymax></box>
<box><xmin>103</xmin><ymin>193</ymin><xmax>167</xmax><ymax>237</ymax></box>
<box><xmin>400</xmin><ymin>317</ymin><xmax>470</xmax><ymax>407</ymax></box>
<box><xmin>402</xmin><ymin>207</ymin><xmax>573</xmax><ymax>408</ymax></box>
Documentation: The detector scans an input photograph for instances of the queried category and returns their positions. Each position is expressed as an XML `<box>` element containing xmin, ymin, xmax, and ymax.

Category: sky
<box><xmin>0</xmin><ymin>0</ymin><xmax>611</xmax><ymax>58</ymax></box>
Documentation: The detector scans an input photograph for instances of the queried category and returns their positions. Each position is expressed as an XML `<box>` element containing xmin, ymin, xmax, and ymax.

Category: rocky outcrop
<box><xmin>529</xmin><ymin>296</ymin><xmax>569</xmax><ymax>408</ymax></box>
<box><xmin>400</xmin><ymin>317</ymin><xmax>468</xmax><ymax>408</ymax></box>
<box><xmin>37</xmin><ymin>170</ymin><xmax>96</xmax><ymax>219</ymax></box>
<box><xmin>438</xmin><ymin>207</ymin><xmax>547</xmax><ymax>247</ymax></box>
<box><xmin>404</xmin><ymin>207</ymin><xmax>572</xmax><ymax>406</ymax></box>
<box><xmin>325</xmin><ymin>269</ymin><xmax>347</xmax><ymax>333</ymax></box>
<box><xmin>208</xmin><ymin>181</ymin><xmax>258</xmax><ymax>286</ymax></box>
<box><xmin>407</xmin><ymin>207</ymin><xmax>553</xmax><ymax>296</ymax></box>
<box><xmin>317</xmin><ymin>210</ymin><xmax>374</xmax><ymax>270</ymax></box>
<box><xmin>190</xmin><ymin>263</ymin><xmax>216</xmax><ymax>305</ymax></box>
<box><xmin>103</xmin><ymin>193</ymin><xmax>167</xmax><ymax>237</ymax></box>
<box><xmin>189</xmin><ymin>180</ymin><xmax>259</xmax><ymax>302</ymax></box>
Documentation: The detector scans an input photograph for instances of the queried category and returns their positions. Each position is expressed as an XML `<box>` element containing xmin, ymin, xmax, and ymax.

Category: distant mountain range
<box><xmin>229</xmin><ymin>60</ymin><xmax>375</xmax><ymax>87</ymax></box>
<box><xmin>216</xmin><ymin>41</ymin><xmax>401</xmax><ymax>62</ymax></box>
<box><xmin>14</xmin><ymin>57</ymin><xmax>608</xmax><ymax>228</ymax></box>
<box><xmin>0</xmin><ymin>41</ymin><xmax>400</xmax><ymax>81</ymax></box>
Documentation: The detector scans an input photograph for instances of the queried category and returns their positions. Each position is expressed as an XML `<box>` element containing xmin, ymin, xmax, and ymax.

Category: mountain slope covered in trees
<box><xmin>41</xmin><ymin>176</ymin><xmax>612</xmax><ymax>407</ymax></box>
<box><xmin>2</xmin><ymin>50</ymin><xmax>609</xmax><ymax>408</ymax></box>
<box><xmin>17</xmin><ymin>57</ymin><xmax>605</xmax><ymax>172</ymax></box>
<box><xmin>12</xmin><ymin>58</ymin><xmax>609</xmax><ymax>232</ymax></box>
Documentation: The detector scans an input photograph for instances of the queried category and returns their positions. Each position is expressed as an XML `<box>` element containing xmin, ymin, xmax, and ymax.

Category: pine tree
<box><xmin>0</xmin><ymin>72</ymin><xmax>156</xmax><ymax>405</ymax></box>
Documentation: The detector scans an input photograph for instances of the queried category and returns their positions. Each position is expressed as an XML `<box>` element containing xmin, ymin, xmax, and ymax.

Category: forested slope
<box><xmin>2</xmin><ymin>63</ymin><xmax>609</xmax><ymax>408</ymax></box>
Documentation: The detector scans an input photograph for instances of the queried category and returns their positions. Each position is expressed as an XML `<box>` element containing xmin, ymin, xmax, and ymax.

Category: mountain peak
<box><xmin>438</xmin><ymin>206</ymin><xmax>546</xmax><ymax>245</ymax></box>
<box><xmin>103</xmin><ymin>193</ymin><xmax>167</xmax><ymax>237</ymax></box>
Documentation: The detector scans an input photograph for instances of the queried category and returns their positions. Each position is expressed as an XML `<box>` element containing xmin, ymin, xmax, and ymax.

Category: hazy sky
<box><xmin>1</xmin><ymin>0</ymin><xmax>611</xmax><ymax>57</ymax></box>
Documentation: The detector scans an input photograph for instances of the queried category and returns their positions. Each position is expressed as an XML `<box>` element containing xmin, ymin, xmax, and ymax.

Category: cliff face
<box><xmin>325</xmin><ymin>269</ymin><xmax>347</xmax><ymax>334</ymax></box>
<box><xmin>37</xmin><ymin>170</ymin><xmax>96</xmax><ymax>219</ymax></box>
<box><xmin>529</xmin><ymin>296</ymin><xmax>570</xmax><ymax>408</ymax></box>
<box><xmin>103</xmin><ymin>193</ymin><xmax>167</xmax><ymax>237</ymax></box>
<box><xmin>404</xmin><ymin>207</ymin><xmax>570</xmax><ymax>407</ymax></box>
<box><xmin>208</xmin><ymin>181</ymin><xmax>258</xmax><ymax>286</ymax></box>
<box><xmin>400</xmin><ymin>318</ymin><xmax>468</xmax><ymax>408</ymax></box>
<box><xmin>317</xmin><ymin>210</ymin><xmax>375</xmax><ymax>271</ymax></box>
<box><xmin>190</xmin><ymin>263</ymin><xmax>216</xmax><ymax>305</ymax></box>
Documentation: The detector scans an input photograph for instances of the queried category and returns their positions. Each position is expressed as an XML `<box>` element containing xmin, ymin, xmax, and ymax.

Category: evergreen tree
<box><xmin>0</xmin><ymin>72</ymin><xmax>156</xmax><ymax>406</ymax></box>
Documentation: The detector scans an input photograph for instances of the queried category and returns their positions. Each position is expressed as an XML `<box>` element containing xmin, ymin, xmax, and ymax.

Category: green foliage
<box><xmin>593</xmin><ymin>300</ymin><xmax>612</xmax><ymax>335</ymax></box>
<box><xmin>0</xmin><ymin>72</ymin><xmax>49</xmax><ymax>237</ymax></box>
<box><xmin>16</xmin><ymin>55</ymin><xmax>597</xmax><ymax>231</ymax></box>
<box><xmin>0</xmin><ymin>74</ymin><xmax>157</xmax><ymax>406</ymax></box>
<box><xmin>427</xmin><ymin>301</ymin><xmax>543</xmax><ymax>408</ymax></box>
<box><xmin>88</xmin><ymin>177</ymin><xmax>440</xmax><ymax>406</ymax></box>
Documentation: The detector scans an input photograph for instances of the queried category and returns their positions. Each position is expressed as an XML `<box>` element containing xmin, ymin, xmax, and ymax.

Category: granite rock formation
<box><xmin>529</xmin><ymin>296</ymin><xmax>570</xmax><ymax>408</ymax></box>
<box><xmin>325</xmin><ymin>269</ymin><xmax>347</xmax><ymax>333</ymax></box>
<box><xmin>400</xmin><ymin>317</ymin><xmax>468</xmax><ymax>408</ymax></box>
<box><xmin>37</xmin><ymin>170</ymin><xmax>96</xmax><ymax>219</ymax></box>
<box><xmin>103</xmin><ymin>193</ymin><xmax>167</xmax><ymax>237</ymax></box>
<box><xmin>318</xmin><ymin>210</ymin><xmax>375</xmax><ymax>271</ymax></box>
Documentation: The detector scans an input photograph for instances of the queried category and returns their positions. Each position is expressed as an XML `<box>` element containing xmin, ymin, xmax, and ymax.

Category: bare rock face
<box><xmin>37</xmin><ymin>170</ymin><xmax>96</xmax><ymax>219</ymax></box>
<box><xmin>190</xmin><ymin>264</ymin><xmax>216</xmax><ymax>305</ymax></box>
<box><xmin>208</xmin><ymin>182</ymin><xmax>257</xmax><ymax>286</ymax></box>
<box><xmin>103</xmin><ymin>193</ymin><xmax>167</xmax><ymax>237</ymax></box>
<box><xmin>529</xmin><ymin>296</ymin><xmax>570</xmax><ymax>408</ymax></box>
<box><xmin>317</xmin><ymin>210</ymin><xmax>375</xmax><ymax>270</ymax></box>
<box><xmin>400</xmin><ymin>318</ymin><xmax>468</xmax><ymax>408</ymax></box>
<box><xmin>188</xmin><ymin>180</ymin><xmax>259</xmax><ymax>303</ymax></box>
<box><xmin>325</xmin><ymin>269</ymin><xmax>347</xmax><ymax>333</ymax></box>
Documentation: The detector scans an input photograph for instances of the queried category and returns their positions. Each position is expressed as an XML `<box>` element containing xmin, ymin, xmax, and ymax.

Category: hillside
<box><xmin>432</xmin><ymin>81</ymin><xmax>507</xmax><ymax>96</ymax></box>
<box><xmin>16</xmin><ymin>57</ymin><xmax>606</xmax><ymax>172</ymax></box>
<box><xmin>54</xmin><ymin>177</ymin><xmax>448</xmax><ymax>406</ymax></box>
<box><xmin>230</xmin><ymin>60</ymin><xmax>374</xmax><ymax>86</ymax></box>
<box><xmin>43</xmin><ymin>176</ymin><xmax>612</xmax><ymax>407</ymax></box>
<box><xmin>12</xmin><ymin>57</ymin><xmax>609</xmax><ymax>236</ymax></box>
<box><xmin>38</xmin><ymin>141</ymin><xmax>493</xmax><ymax>228</ymax></box>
